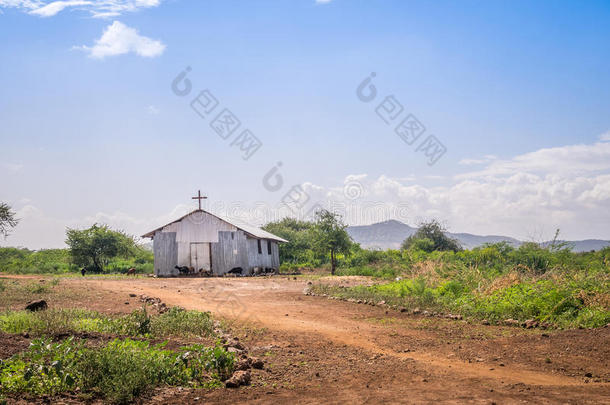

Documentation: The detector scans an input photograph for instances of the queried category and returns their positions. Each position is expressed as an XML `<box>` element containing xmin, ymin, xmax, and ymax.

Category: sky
<box><xmin>1</xmin><ymin>0</ymin><xmax>609</xmax><ymax>249</ymax></box>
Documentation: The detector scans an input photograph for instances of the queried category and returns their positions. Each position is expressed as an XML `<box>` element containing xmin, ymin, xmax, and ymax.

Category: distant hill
<box><xmin>346</xmin><ymin>220</ymin><xmax>609</xmax><ymax>252</ymax></box>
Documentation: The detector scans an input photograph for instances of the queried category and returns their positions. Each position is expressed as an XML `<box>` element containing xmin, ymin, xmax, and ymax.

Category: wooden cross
<box><xmin>192</xmin><ymin>190</ymin><xmax>207</xmax><ymax>210</ymax></box>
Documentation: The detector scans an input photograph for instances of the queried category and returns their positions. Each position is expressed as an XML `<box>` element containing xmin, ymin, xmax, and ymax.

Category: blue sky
<box><xmin>1</xmin><ymin>0</ymin><xmax>609</xmax><ymax>248</ymax></box>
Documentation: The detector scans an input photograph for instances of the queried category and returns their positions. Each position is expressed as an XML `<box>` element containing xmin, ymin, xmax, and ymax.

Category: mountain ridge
<box><xmin>346</xmin><ymin>220</ymin><xmax>609</xmax><ymax>252</ymax></box>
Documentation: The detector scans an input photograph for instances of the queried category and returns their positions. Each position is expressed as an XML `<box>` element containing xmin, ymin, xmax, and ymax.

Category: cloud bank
<box><xmin>3</xmin><ymin>137</ymin><xmax>610</xmax><ymax>249</ymax></box>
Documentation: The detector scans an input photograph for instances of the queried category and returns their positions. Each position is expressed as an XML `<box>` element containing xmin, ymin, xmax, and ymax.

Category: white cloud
<box><xmin>30</xmin><ymin>0</ymin><xmax>89</xmax><ymax>17</ymax></box>
<box><xmin>458</xmin><ymin>154</ymin><xmax>497</xmax><ymax>165</ymax></box>
<box><xmin>457</xmin><ymin>141</ymin><xmax>610</xmax><ymax>179</ymax></box>
<box><xmin>0</xmin><ymin>0</ymin><xmax>161</xmax><ymax>18</ymax></box>
<box><xmin>292</xmin><ymin>139</ymin><xmax>610</xmax><ymax>240</ymax></box>
<box><xmin>76</xmin><ymin>21</ymin><xmax>165</xmax><ymax>59</ymax></box>
<box><xmin>599</xmin><ymin>130</ymin><xmax>610</xmax><ymax>142</ymax></box>
<box><xmin>315</xmin><ymin>0</ymin><xmax>333</xmax><ymax>3</ymax></box>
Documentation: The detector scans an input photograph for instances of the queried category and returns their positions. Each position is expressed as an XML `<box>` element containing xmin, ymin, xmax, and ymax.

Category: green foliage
<box><xmin>65</xmin><ymin>224</ymin><xmax>138</xmax><ymax>273</ymax></box>
<box><xmin>0</xmin><ymin>202</ymin><xmax>19</xmax><ymax>239</ymax></box>
<box><xmin>0</xmin><ymin>246</ymin><xmax>152</xmax><ymax>275</ymax></box>
<box><xmin>0</xmin><ymin>307</ymin><xmax>215</xmax><ymax>339</ymax></box>
<box><xmin>0</xmin><ymin>248</ymin><xmax>76</xmax><ymax>274</ymax></box>
<box><xmin>151</xmin><ymin>307</ymin><xmax>215</xmax><ymax>338</ymax></box>
<box><xmin>312</xmin><ymin>241</ymin><xmax>610</xmax><ymax>329</ymax></box>
<box><xmin>312</xmin><ymin>210</ymin><xmax>353</xmax><ymax>274</ymax></box>
<box><xmin>401</xmin><ymin>220</ymin><xmax>462</xmax><ymax>252</ymax></box>
<box><xmin>262</xmin><ymin>218</ymin><xmax>317</xmax><ymax>264</ymax></box>
<box><xmin>0</xmin><ymin>337</ymin><xmax>235</xmax><ymax>404</ymax></box>
<box><xmin>0</xmin><ymin>338</ymin><xmax>81</xmax><ymax>396</ymax></box>
<box><xmin>263</xmin><ymin>213</ymin><xmax>354</xmax><ymax>271</ymax></box>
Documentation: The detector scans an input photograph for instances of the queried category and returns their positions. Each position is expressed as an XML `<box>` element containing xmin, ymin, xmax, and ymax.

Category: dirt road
<box><xmin>11</xmin><ymin>275</ymin><xmax>610</xmax><ymax>404</ymax></box>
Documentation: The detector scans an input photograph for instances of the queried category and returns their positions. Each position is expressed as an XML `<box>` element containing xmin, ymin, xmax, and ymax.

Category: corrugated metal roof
<box><xmin>141</xmin><ymin>209</ymin><xmax>288</xmax><ymax>243</ymax></box>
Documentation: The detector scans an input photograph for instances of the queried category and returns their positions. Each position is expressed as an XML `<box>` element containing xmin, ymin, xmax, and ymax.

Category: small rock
<box><xmin>25</xmin><ymin>300</ymin><xmax>47</xmax><ymax>312</ymax></box>
<box><xmin>482</xmin><ymin>319</ymin><xmax>490</xmax><ymax>325</ymax></box>
<box><xmin>412</xmin><ymin>308</ymin><xmax>421</xmax><ymax>314</ymax></box>
<box><xmin>251</xmin><ymin>358</ymin><xmax>264</xmax><ymax>369</ymax></box>
<box><xmin>585</xmin><ymin>372</ymin><xmax>593</xmax><ymax>378</ymax></box>
<box><xmin>235</xmin><ymin>358</ymin><xmax>252</xmax><ymax>371</ymax></box>
<box><xmin>523</xmin><ymin>319</ymin><xmax>538</xmax><ymax>329</ymax></box>
<box><xmin>224</xmin><ymin>339</ymin><xmax>245</xmax><ymax>350</ymax></box>
<box><xmin>129</xmin><ymin>293</ymin><xmax>137</xmax><ymax>297</ymax></box>
<box><xmin>225</xmin><ymin>370</ymin><xmax>251</xmax><ymax>388</ymax></box>
<box><xmin>227</xmin><ymin>347</ymin><xmax>244</xmax><ymax>355</ymax></box>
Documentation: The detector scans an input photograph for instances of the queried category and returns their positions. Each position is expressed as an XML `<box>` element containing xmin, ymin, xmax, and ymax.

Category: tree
<box><xmin>0</xmin><ymin>202</ymin><xmax>19</xmax><ymax>238</ymax></box>
<box><xmin>65</xmin><ymin>224</ymin><xmax>137</xmax><ymax>273</ymax></box>
<box><xmin>401</xmin><ymin>219</ymin><xmax>462</xmax><ymax>252</ymax></box>
<box><xmin>312</xmin><ymin>209</ymin><xmax>352</xmax><ymax>275</ymax></box>
<box><xmin>262</xmin><ymin>218</ymin><xmax>315</xmax><ymax>264</ymax></box>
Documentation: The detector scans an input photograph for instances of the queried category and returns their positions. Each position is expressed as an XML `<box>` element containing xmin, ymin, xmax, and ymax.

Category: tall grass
<box><xmin>313</xmin><ymin>244</ymin><xmax>610</xmax><ymax>328</ymax></box>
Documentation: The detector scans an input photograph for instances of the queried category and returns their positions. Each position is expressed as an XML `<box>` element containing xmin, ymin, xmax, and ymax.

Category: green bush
<box><xmin>0</xmin><ymin>246</ymin><xmax>153</xmax><ymax>275</ymax></box>
<box><xmin>0</xmin><ymin>337</ymin><xmax>235</xmax><ymax>404</ymax></box>
<box><xmin>0</xmin><ymin>338</ymin><xmax>81</xmax><ymax>396</ymax></box>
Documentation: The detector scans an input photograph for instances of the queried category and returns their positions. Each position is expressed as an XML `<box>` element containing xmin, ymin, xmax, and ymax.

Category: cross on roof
<box><xmin>192</xmin><ymin>190</ymin><xmax>207</xmax><ymax>210</ymax></box>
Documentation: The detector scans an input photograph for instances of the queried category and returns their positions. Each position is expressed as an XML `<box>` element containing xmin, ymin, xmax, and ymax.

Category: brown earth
<box><xmin>2</xmin><ymin>275</ymin><xmax>609</xmax><ymax>404</ymax></box>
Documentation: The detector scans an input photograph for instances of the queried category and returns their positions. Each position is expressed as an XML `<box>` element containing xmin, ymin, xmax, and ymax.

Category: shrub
<box><xmin>0</xmin><ymin>338</ymin><xmax>235</xmax><ymax>404</ymax></box>
<box><xmin>0</xmin><ymin>338</ymin><xmax>81</xmax><ymax>396</ymax></box>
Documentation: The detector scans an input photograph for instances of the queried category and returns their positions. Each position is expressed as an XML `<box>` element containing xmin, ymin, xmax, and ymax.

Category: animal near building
<box><xmin>142</xmin><ymin>208</ymin><xmax>288</xmax><ymax>277</ymax></box>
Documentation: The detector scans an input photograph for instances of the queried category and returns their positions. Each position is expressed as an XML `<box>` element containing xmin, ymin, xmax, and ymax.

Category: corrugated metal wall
<box><xmin>246</xmin><ymin>238</ymin><xmax>279</xmax><ymax>270</ymax></box>
<box><xmin>211</xmin><ymin>231</ymin><xmax>249</xmax><ymax>275</ymax></box>
<box><xmin>153</xmin><ymin>231</ymin><xmax>178</xmax><ymax>276</ymax></box>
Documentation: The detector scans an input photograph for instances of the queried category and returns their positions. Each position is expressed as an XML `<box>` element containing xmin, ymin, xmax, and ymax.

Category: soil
<box><xmin>1</xmin><ymin>274</ymin><xmax>609</xmax><ymax>404</ymax></box>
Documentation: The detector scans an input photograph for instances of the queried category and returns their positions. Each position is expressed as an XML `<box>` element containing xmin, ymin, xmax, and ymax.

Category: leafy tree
<box><xmin>65</xmin><ymin>224</ymin><xmax>137</xmax><ymax>273</ymax></box>
<box><xmin>262</xmin><ymin>218</ymin><xmax>315</xmax><ymax>263</ymax></box>
<box><xmin>401</xmin><ymin>219</ymin><xmax>462</xmax><ymax>252</ymax></box>
<box><xmin>312</xmin><ymin>209</ymin><xmax>352</xmax><ymax>275</ymax></box>
<box><xmin>0</xmin><ymin>202</ymin><xmax>19</xmax><ymax>238</ymax></box>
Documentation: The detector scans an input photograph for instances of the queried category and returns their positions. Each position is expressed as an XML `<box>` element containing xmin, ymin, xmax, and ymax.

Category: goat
<box><xmin>227</xmin><ymin>267</ymin><xmax>243</xmax><ymax>276</ymax></box>
<box><xmin>174</xmin><ymin>265</ymin><xmax>190</xmax><ymax>275</ymax></box>
<box><xmin>126</xmin><ymin>267</ymin><xmax>136</xmax><ymax>275</ymax></box>
<box><xmin>199</xmin><ymin>268</ymin><xmax>213</xmax><ymax>277</ymax></box>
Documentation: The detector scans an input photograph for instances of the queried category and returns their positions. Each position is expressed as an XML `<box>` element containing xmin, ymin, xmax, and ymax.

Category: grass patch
<box><xmin>0</xmin><ymin>337</ymin><xmax>235</xmax><ymax>404</ymax></box>
<box><xmin>311</xmin><ymin>271</ymin><xmax>610</xmax><ymax>329</ymax></box>
<box><xmin>0</xmin><ymin>307</ymin><xmax>215</xmax><ymax>339</ymax></box>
